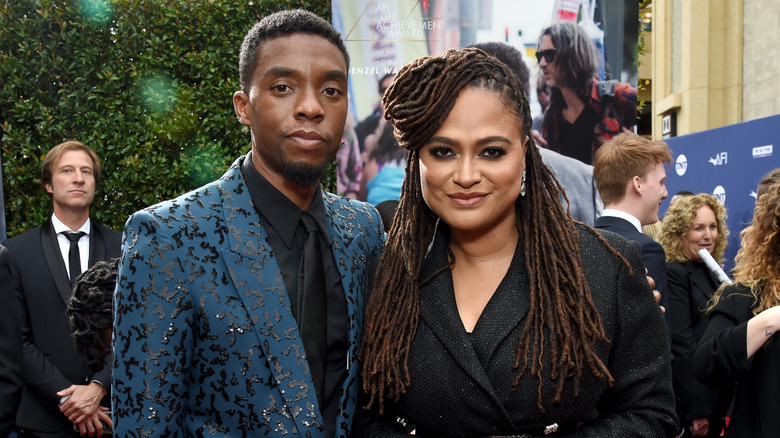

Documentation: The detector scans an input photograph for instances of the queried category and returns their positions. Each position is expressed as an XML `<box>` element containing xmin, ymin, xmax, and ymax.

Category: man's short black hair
<box><xmin>238</xmin><ymin>9</ymin><xmax>350</xmax><ymax>91</ymax></box>
<box><xmin>469</xmin><ymin>41</ymin><xmax>531</xmax><ymax>97</ymax></box>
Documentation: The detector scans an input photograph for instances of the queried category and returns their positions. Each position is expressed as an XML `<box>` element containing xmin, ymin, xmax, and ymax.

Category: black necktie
<box><xmin>297</xmin><ymin>212</ymin><xmax>328</xmax><ymax>407</ymax></box>
<box><xmin>63</xmin><ymin>231</ymin><xmax>86</xmax><ymax>287</ymax></box>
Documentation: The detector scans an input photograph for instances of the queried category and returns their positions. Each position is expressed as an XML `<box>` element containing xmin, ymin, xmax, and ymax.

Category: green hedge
<box><xmin>0</xmin><ymin>0</ymin><xmax>334</xmax><ymax>237</ymax></box>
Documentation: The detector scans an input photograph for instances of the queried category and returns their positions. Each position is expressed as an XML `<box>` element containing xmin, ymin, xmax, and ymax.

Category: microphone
<box><xmin>698</xmin><ymin>248</ymin><xmax>732</xmax><ymax>285</ymax></box>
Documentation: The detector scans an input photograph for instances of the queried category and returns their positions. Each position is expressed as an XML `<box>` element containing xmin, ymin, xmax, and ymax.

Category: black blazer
<box><xmin>3</xmin><ymin>218</ymin><xmax>121</xmax><ymax>433</ymax></box>
<box><xmin>692</xmin><ymin>283</ymin><xmax>780</xmax><ymax>437</ymax></box>
<box><xmin>595</xmin><ymin>216</ymin><xmax>668</xmax><ymax>313</ymax></box>
<box><xmin>0</xmin><ymin>244</ymin><xmax>22</xmax><ymax>437</ymax></box>
<box><xmin>666</xmin><ymin>261</ymin><xmax>732</xmax><ymax>422</ymax></box>
<box><xmin>354</xmin><ymin>226</ymin><xmax>678</xmax><ymax>437</ymax></box>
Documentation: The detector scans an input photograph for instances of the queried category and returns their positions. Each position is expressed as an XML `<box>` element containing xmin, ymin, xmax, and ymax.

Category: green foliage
<box><xmin>0</xmin><ymin>0</ymin><xmax>332</xmax><ymax>237</ymax></box>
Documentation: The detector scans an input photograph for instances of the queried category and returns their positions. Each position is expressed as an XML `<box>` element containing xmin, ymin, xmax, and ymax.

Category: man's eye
<box><xmin>323</xmin><ymin>87</ymin><xmax>343</xmax><ymax>97</ymax></box>
<box><xmin>273</xmin><ymin>85</ymin><xmax>291</xmax><ymax>93</ymax></box>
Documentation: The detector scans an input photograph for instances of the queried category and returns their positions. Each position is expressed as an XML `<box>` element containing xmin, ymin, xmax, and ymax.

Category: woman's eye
<box><xmin>429</xmin><ymin>146</ymin><xmax>455</xmax><ymax>158</ymax></box>
<box><xmin>481</xmin><ymin>147</ymin><xmax>506</xmax><ymax>159</ymax></box>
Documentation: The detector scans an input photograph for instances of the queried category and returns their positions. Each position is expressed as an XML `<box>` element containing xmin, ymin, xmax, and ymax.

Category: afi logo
<box><xmin>709</xmin><ymin>152</ymin><xmax>728</xmax><ymax>166</ymax></box>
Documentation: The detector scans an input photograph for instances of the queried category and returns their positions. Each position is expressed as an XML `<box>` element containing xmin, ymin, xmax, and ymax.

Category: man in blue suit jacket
<box><xmin>593</xmin><ymin>132</ymin><xmax>673</xmax><ymax>316</ymax></box>
<box><xmin>112</xmin><ymin>10</ymin><xmax>385</xmax><ymax>438</ymax></box>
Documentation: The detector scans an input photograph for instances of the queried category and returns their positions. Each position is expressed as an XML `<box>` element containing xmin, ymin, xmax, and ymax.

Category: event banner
<box><xmin>331</xmin><ymin>0</ymin><xmax>638</xmax><ymax>122</ymax></box>
<box><xmin>663</xmin><ymin>114</ymin><xmax>780</xmax><ymax>272</ymax></box>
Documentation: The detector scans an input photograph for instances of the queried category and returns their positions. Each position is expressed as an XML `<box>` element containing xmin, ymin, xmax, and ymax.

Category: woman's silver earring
<box><xmin>520</xmin><ymin>170</ymin><xmax>526</xmax><ymax>197</ymax></box>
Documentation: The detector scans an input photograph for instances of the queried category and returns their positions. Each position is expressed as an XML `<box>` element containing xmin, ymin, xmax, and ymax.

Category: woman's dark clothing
<box><xmin>354</xmin><ymin>226</ymin><xmax>677</xmax><ymax>437</ymax></box>
<box><xmin>692</xmin><ymin>283</ymin><xmax>780</xmax><ymax>437</ymax></box>
<box><xmin>667</xmin><ymin>261</ymin><xmax>734</xmax><ymax>437</ymax></box>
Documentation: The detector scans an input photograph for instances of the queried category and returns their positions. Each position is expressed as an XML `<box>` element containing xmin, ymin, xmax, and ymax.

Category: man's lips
<box><xmin>448</xmin><ymin>192</ymin><xmax>486</xmax><ymax>207</ymax></box>
<box><xmin>288</xmin><ymin>130</ymin><xmax>326</xmax><ymax>148</ymax></box>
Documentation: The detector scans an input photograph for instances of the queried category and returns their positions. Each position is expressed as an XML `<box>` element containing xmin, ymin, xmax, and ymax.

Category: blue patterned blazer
<box><xmin>113</xmin><ymin>155</ymin><xmax>386</xmax><ymax>437</ymax></box>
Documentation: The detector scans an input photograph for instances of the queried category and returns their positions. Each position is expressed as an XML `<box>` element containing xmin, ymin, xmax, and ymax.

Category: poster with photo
<box><xmin>332</xmin><ymin>0</ymin><xmax>638</xmax><ymax>169</ymax></box>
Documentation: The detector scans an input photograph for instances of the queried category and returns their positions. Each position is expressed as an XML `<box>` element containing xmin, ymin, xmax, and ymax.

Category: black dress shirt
<box><xmin>241</xmin><ymin>153</ymin><xmax>348</xmax><ymax>438</ymax></box>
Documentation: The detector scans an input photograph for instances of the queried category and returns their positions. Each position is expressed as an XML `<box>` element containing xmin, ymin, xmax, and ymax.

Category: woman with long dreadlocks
<box><xmin>354</xmin><ymin>48</ymin><xmax>677</xmax><ymax>437</ymax></box>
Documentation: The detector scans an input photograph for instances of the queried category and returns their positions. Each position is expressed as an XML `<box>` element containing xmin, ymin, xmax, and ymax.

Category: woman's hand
<box><xmin>531</xmin><ymin>130</ymin><xmax>548</xmax><ymax>148</ymax></box>
<box><xmin>691</xmin><ymin>417</ymin><xmax>709</xmax><ymax>436</ymax></box>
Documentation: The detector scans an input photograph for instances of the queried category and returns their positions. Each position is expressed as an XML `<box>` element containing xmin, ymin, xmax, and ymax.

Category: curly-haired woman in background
<box><xmin>659</xmin><ymin>194</ymin><xmax>733</xmax><ymax>437</ymax></box>
<box><xmin>692</xmin><ymin>181</ymin><xmax>780</xmax><ymax>437</ymax></box>
<box><xmin>353</xmin><ymin>47</ymin><xmax>676</xmax><ymax>437</ymax></box>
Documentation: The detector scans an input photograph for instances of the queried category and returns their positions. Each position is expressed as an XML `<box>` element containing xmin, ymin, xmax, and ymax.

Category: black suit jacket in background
<box><xmin>0</xmin><ymin>244</ymin><xmax>23</xmax><ymax>437</ymax></box>
<box><xmin>3</xmin><ymin>218</ymin><xmax>121</xmax><ymax>433</ymax></box>
<box><xmin>667</xmin><ymin>261</ymin><xmax>733</xmax><ymax>425</ymax></box>
<box><xmin>595</xmin><ymin>216</ymin><xmax>669</xmax><ymax>316</ymax></box>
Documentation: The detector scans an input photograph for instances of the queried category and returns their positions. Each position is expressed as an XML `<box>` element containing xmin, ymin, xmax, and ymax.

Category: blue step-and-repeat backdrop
<box><xmin>662</xmin><ymin>114</ymin><xmax>780</xmax><ymax>273</ymax></box>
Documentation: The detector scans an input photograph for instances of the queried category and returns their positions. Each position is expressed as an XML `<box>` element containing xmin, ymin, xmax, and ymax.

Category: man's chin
<box><xmin>282</xmin><ymin>162</ymin><xmax>326</xmax><ymax>188</ymax></box>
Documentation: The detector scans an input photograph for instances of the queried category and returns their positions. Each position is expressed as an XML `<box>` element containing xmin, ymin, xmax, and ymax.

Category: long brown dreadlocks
<box><xmin>360</xmin><ymin>48</ymin><xmax>620</xmax><ymax>413</ymax></box>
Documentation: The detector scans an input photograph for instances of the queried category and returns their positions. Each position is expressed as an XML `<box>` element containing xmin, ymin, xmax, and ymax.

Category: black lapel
<box><xmin>417</xmin><ymin>228</ymin><xmax>520</xmax><ymax>424</ymax></box>
<box><xmin>40</xmin><ymin>219</ymin><xmax>72</xmax><ymax>303</ymax></box>
<box><xmin>470</xmin><ymin>242</ymin><xmax>529</xmax><ymax>365</ymax></box>
<box><xmin>688</xmin><ymin>262</ymin><xmax>717</xmax><ymax>300</ymax></box>
<box><xmin>89</xmin><ymin>222</ymin><xmax>107</xmax><ymax>266</ymax></box>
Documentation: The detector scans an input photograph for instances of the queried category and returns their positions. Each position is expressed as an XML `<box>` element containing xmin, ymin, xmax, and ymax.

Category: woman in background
<box><xmin>692</xmin><ymin>181</ymin><xmax>780</xmax><ymax>437</ymax></box>
<box><xmin>359</xmin><ymin>117</ymin><xmax>407</xmax><ymax>206</ymax></box>
<box><xmin>659</xmin><ymin>194</ymin><xmax>733</xmax><ymax>437</ymax></box>
<box><xmin>354</xmin><ymin>47</ymin><xmax>676</xmax><ymax>437</ymax></box>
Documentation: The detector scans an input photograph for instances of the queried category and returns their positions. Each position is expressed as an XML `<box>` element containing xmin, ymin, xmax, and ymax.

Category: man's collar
<box><xmin>240</xmin><ymin>152</ymin><xmax>325</xmax><ymax>247</ymax></box>
<box><xmin>51</xmin><ymin>213</ymin><xmax>90</xmax><ymax>234</ymax></box>
<box><xmin>600</xmin><ymin>209</ymin><xmax>643</xmax><ymax>233</ymax></box>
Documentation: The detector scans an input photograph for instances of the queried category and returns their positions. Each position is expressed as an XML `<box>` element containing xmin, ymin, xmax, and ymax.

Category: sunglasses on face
<box><xmin>536</xmin><ymin>49</ymin><xmax>557</xmax><ymax>63</ymax></box>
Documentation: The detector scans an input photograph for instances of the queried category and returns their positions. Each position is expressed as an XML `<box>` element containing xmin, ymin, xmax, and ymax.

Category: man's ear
<box><xmin>631</xmin><ymin>175</ymin><xmax>643</xmax><ymax>195</ymax></box>
<box><xmin>233</xmin><ymin>90</ymin><xmax>251</xmax><ymax>126</ymax></box>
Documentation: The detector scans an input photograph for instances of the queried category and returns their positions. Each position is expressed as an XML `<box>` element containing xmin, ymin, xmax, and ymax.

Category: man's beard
<box><xmin>281</xmin><ymin>159</ymin><xmax>327</xmax><ymax>187</ymax></box>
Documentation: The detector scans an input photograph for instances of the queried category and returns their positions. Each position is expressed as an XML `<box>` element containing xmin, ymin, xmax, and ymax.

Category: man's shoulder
<box><xmin>594</xmin><ymin>215</ymin><xmax>632</xmax><ymax>232</ymax></box>
<box><xmin>595</xmin><ymin>216</ymin><xmax>659</xmax><ymax>246</ymax></box>
<box><xmin>323</xmin><ymin>190</ymin><xmax>378</xmax><ymax>216</ymax></box>
<box><xmin>138</xmin><ymin>161</ymin><xmax>243</xmax><ymax>218</ymax></box>
<box><xmin>2</xmin><ymin>224</ymin><xmax>44</xmax><ymax>249</ymax></box>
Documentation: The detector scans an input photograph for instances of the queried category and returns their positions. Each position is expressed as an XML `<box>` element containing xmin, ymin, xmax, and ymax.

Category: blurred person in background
<box><xmin>756</xmin><ymin>167</ymin><xmax>780</xmax><ymax>201</ymax></box>
<box><xmin>693</xmin><ymin>181</ymin><xmax>780</xmax><ymax>437</ymax></box>
<box><xmin>660</xmin><ymin>194</ymin><xmax>734</xmax><ymax>437</ymax></box>
<box><xmin>355</xmin><ymin>73</ymin><xmax>396</xmax><ymax>157</ymax></box>
<box><xmin>358</xmin><ymin>118</ymin><xmax>406</xmax><ymax>206</ymax></box>
<box><xmin>0</xmin><ymin>244</ymin><xmax>22</xmax><ymax>438</ymax></box>
<box><xmin>66</xmin><ymin>259</ymin><xmax>118</xmax><ymax>378</ymax></box>
<box><xmin>535</xmin><ymin>21</ymin><xmax>637</xmax><ymax>165</ymax></box>
<box><xmin>336</xmin><ymin>110</ymin><xmax>363</xmax><ymax>199</ymax></box>
<box><xmin>532</xmin><ymin>74</ymin><xmax>551</xmax><ymax>132</ymax></box>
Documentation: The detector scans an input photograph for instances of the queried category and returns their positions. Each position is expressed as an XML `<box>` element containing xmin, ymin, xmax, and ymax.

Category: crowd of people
<box><xmin>1</xmin><ymin>8</ymin><xmax>779</xmax><ymax>438</ymax></box>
